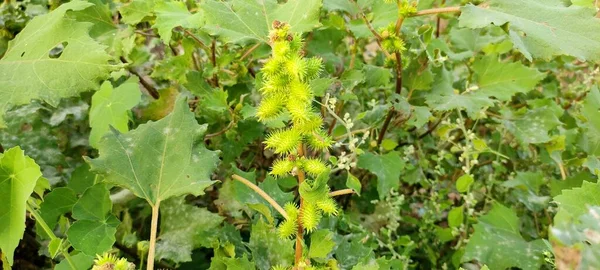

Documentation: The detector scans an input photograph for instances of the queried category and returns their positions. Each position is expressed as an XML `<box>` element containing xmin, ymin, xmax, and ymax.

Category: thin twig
<box><xmin>349</xmin><ymin>0</ymin><xmax>392</xmax><ymax>58</ymax></box>
<box><xmin>119</xmin><ymin>56</ymin><xmax>160</xmax><ymax>99</ymax></box>
<box><xmin>240</xmin><ymin>43</ymin><xmax>261</xmax><ymax>61</ymax></box>
<box><xmin>377</xmin><ymin>52</ymin><xmax>403</xmax><ymax>146</ymax></box>
<box><xmin>211</xmin><ymin>39</ymin><xmax>219</xmax><ymax>87</ymax></box>
<box><xmin>329</xmin><ymin>189</ymin><xmax>355</xmax><ymax>197</ymax></box>
<box><xmin>181</xmin><ymin>28</ymin><xmax>209</xmax><ymax>51</ymax></box>
<box><xmin>231</xmin><ymin>174</ymin><xmax>289</xmax><ymax>219</ymax></box>
<box><xmin>413</xmin><ymin>6</ymin><xmax>461</xmax><ymax>16</ymax></box>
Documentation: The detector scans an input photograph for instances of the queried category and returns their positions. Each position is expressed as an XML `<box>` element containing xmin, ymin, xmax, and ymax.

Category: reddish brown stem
<box><xmin>211</xmin><ymin>39</ymin><xmax>219</xmax><ymax>87</ymax></box>
<box><xmin>295</xmin><ymin>144</ymin><xmax>306</xmax><ymax>269</ymax></box>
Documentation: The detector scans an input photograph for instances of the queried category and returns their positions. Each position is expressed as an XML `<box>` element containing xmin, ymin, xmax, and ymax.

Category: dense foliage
<box><xmin>0</xmin><ymin>0</ymin><xmax>599</xmax><ymax>269</ymax></box>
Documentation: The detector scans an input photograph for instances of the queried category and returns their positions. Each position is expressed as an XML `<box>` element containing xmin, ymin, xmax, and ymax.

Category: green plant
<box><xmin>1</xmin><ymin>0</ymin><xmax>600</xmax><ymax>269</ymax></box>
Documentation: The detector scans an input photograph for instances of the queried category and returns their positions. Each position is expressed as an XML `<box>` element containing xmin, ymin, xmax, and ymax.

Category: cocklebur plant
<box><xmin>237</xmin><ymin>21</ymin><xmax>350</xmax><ymax>268</ymax></box>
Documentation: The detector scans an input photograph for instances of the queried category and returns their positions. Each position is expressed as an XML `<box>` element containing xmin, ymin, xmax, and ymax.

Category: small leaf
<box><xmin>119</xmin><ymin>0</ymin><xmax>156</xmax><ymax>25</ymax></box>
<box><xmin>67</xmin><ymin>183</ymin><xmax>119</xmax><ymax>256</ymax></box>
<box><xmin>358</xmin><ymin>151</ymin><xmax>404</xmax><ymax>199</ymax></box>
<box><xmin>39</xmin><ymin>187</ymin><xmax>77</xmax><ymax>232</ymax></box>
<box><xmin>456</xmin><ymin>174</ymin><xmax>474</xmax><ymax>193</ymax></box>
<box><xmin>448</xmin><ymin>206</ymin><xmax>464</xmax><ymax>228</ymax></box>
<box><xmin>346</xmin><ymin>172</ymin><xmax>362</xmax><ymax>195</ymax></box>
<box><xmin>153</xmin><ymin>1</ymin><xmax>203</xmax><ymax>43</ymax></box>
<box><xmin>309</xmin><ymin>229</ymin><xmax>335</xmax><ymax>259</ymax></box>
<box><xmin>89</xmin><ymin>78</ymin><xmax>141</xmax><ymax>148</ymax></box>
<box><xmin>54</xmin><ymin>253</ymin><xmax>94</xmax><ymax>270</ymax></box>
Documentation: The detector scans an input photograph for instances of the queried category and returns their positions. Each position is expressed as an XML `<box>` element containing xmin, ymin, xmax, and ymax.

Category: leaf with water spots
<box><xmin>155</xmin><ymin>197</ymin><xmax>224</xmax><ymax>263</ymax></box>
<box><xmin>86</xmin><ymin>94</ymin><xmax>220</xmax><ymax>206</ymax></box>
<box><xmin>501</xmin><ymin>101</ymin><xmax>563</xmax><ymax>145</ymax></box>
<box><xmin>462</xmin><ymin>203</ymin><xmax>546</xmax><ymax>270</ymax></box>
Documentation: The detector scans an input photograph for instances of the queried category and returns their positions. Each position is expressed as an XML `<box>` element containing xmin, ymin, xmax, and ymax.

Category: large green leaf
<box><xmin>87</xmin><ymin>95</ymin><xmax>220</xmax><ymax>206</ymax></box>
<box><xmin>357</xmin><ymin>151</ymin><xmax>404</xmax><ymax>199</ymax></box>
<box><xmin>0</xmin><ymin>147</ymin><xmax>42</xmax><ymax>266</ymax></box>
<box><xmin>156</xmin><ymin>197</ymin><xmax>224</xmax><ymax>263</ymax></box>
<box><xmin>67</xmin><ymin>183</ymin><xmax>119</xmax><ymax>256</ymax></box>
<box><xmin>89</xmin><ymin>78</ymin><xmax>141</xmax><ymax>148</ymax></box>
<box><xmin>459</xmin><ymin>0</ymin><xmax>600</xmax><ymax>61</ymax></box>
<box><xmin>201</xmin><ymin>0</ymin><xmax>322</xmax><ymax>44</ymax></box>
<box><xmin>0</xmin><ymin>1</ymin><xmax>114</xmax><ymax>126</ymax></box>
<box><xmin>463</xmin><ymin>203</ymin><xmax>546</xmax><ymax>270</ymax></box>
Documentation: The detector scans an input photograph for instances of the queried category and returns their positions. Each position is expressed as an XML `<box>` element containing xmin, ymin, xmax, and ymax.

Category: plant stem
<box><xmin>231</xmin><ymin>174</ymin><xmax>289</xmax><ymax>219</ymax></box>
<box><xmin>295</xmin><ymin>144</ymin><xmax>306</xmax><ymax>269</ymax></box>
<box><xmin>119</xmin><ymin>56</ymin><xmax>160</xmax><ymax>99</ymax></box>
<box><xmin>412</xmin><ymin>6</ymin><xmax>461</xmax><ymax>16</ymax></box>
<box><xmin>328</xmin><ymin>189</ymin><xmax>355</xmax><ymax>197</ymax></box>
<box><xmin>147</xmin><ymin>201</ymin><xmax>161</xmax><ymax>270</ymax></box>
<box><xmin>240</xmin><ymin>43</ymin><xmax>261</xmax><ymax>61</ymax></box>
<box><xmin>211</xmin><ymin>39</ymin><xmax>219</xmax><ymax>87</ymax></box>
<box><xmin>26</xmin><ymin>203</ymin><xmax>76</xmax><ymax>270</ymax></box>
<box><xmin>350</xmin><ymin>0</ymin><xmax>392</xmax><ymax>58</ymax></box>
<box><xmin>377</xmin><ymin>52</ymin><xmax>403</xmax><ymax>146</ymax></box>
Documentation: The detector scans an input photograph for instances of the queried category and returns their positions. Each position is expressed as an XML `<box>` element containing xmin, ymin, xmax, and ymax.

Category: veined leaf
<box><xmin>459</xmin><ymin>0</ymin><xmax>600</xmax><ymax>61</ymax></box>
<box><xmin>0</xmin><ymin>1</ymin><xmax>115</xmax><ymax>126</ymax></box>
<box><xmin>89</xmin><ymin>78</ymin><xmax>141</xmax><ymax>149</ymax></box>
<box><xmin>87</xmin><ymin>95</ymin><xmax>220</xmax><ymax>206</ymax></box>
<box><xmin>201</xmin><ymin>0</ymin><xmax>322</xmax><ymax>44</ymax></box>
<box><xmin>0</xmin><ymin>147</ymin><xmax>43</xmax><ymax>266</ymax></box>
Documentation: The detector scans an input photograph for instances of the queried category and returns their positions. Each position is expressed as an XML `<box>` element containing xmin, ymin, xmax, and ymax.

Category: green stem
<box><xmin>26</xmin><ymin>202</ymin><xmax>77</xmax><ymax>270</ymax></box>
<box><xmin>147</xmin><ymin>201</ymin><xmax>161</xmax><ymax>270</ymax></box>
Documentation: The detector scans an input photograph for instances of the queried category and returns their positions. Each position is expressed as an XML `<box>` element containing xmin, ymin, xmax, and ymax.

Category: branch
<box><xmin>350</xmin><ymin>0</ymin><xmax>392</xmax><ymax>58</ymax></box>
<box><xmin>329</xmin><ymin>189</ymin><xmax>355</xmax><ymax>197</ymax></box>
<box><xmin>240</xmin><ymin>43</ymin><xmax>261</xmax><ymax>61</ymax></box>
<box><xmin>413</xmin><ymin>6</ymin><xmax>461</xmax><ymax>16</ymax></box>
<box><xmin>231</xmin><ymin>174</ymin><xmax>289</xmax><ymax>219</ymax></box>
<box><xmin>119</xmin><ymin>56</ymin><xmax>160</xmax><ymax>99</ymax></box>
<box><xmin>377</xmin><ymin>52</ymin><xmax>403</xmax><ymax>146</ymax></box>
<box><xmin>181</xmin><ymin>28</ymin><xmax>210</xmax><ymax>51</ymax></box>
<box><xmin>211</xmin><ymin>39</ymin><xmax>220</xmax><ymax>87</ymax></box>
